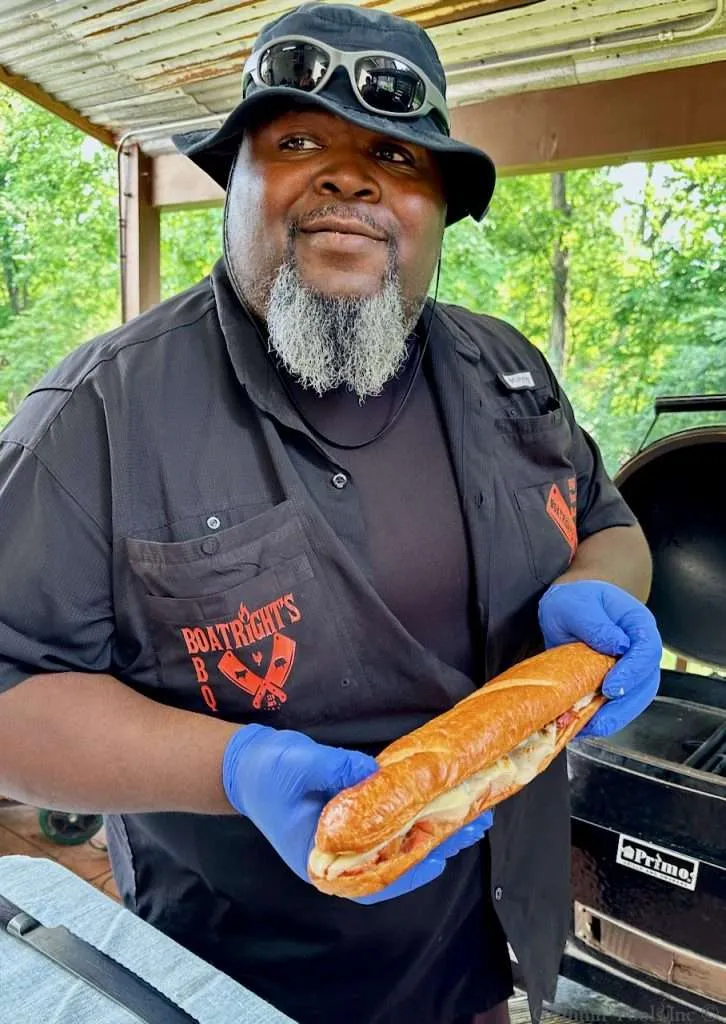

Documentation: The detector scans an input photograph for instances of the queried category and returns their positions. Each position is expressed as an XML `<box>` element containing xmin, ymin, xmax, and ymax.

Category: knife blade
<box><xmin>0</xmin><ymin>893</ymin><xmax>200</xmax><ymax>1024</ymax></box>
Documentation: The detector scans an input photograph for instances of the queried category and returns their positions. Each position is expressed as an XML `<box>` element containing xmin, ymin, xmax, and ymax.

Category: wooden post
<box><xmin>119</xmin><ymin>145</ymin><xmax>161</xmax><ymax>321</ymax></box>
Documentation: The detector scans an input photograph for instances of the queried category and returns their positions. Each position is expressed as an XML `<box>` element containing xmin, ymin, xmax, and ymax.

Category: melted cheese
<box><xmin>312</xmin><ymin>695</ymin><xmax>595</xmax><ymax>881</ymax></box>
<box><xmin>508</xmin><ymin>722</ymin><xmax>557</xmax><ymax>785</ymax></box>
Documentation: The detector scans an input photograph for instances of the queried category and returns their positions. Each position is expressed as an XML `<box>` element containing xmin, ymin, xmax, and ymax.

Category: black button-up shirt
<box><xmin>0</xmin><ymin>260</ymin><xmax>635</xmax><ymax>1023</ymax></box>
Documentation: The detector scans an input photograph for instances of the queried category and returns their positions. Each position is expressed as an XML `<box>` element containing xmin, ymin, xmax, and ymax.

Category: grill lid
<box><xmin>615</xmin><ymin>418</ymin><xmax>726</xmax><ymax>668</ymax></box>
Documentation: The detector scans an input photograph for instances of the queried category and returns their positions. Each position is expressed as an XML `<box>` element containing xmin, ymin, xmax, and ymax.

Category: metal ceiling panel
<box><xmin>0</xmin><ymin>0</ymin><xmax>723</xmax><ymax>152</ymax></box>
<box><xmin>432</xmin><ymin>0</ymin><xmax>715</xmax><ymax>64</ymax></box>
<box><xmin>0</xmin><ymin>1</ymin><xmax>52</xmax><ymax>26</ymax></box>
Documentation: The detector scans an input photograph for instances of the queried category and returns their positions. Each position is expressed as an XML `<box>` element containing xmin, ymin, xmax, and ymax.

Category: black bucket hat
<box><xmin>172</xmin><ymin>3</ymin><xmax>496</xmax><ymax>226</ymax></box>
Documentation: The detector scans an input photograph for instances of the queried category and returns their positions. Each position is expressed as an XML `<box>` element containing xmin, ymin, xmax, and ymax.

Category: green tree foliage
<box><xmin>0</xmin><ymin>87</ymin><xmax>119</xmax><ymax>421</ymax></box>
<box><xmin>0</xmin><ymin>87</ymin><xmax>222</xmax><ymax>423</ymax></box>
<box><xmin>439</xmin><ymin>159</ymin><xmax>726</xmax><ymax>472</ymax></box>
<box><xmin>1</xmin><ymin>85</ymin><xmax>724</xmax><ymax>476</ymax></box>
<box><xmin>160</xmin><ymin>207</ymin><xmax>223</xmax><ymax>299</ymax></box>
<box><xmin>568</xmin><ymin>160</ymin><xmax>726</xmax><ymax>468</ymax></box>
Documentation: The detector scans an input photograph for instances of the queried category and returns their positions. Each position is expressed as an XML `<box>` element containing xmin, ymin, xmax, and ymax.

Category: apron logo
<box><xmin>546</xmin><ymin>480</ymin><xmax>578</xmax><ymax>560</ymax></box>
<box><xmin>217</xmin><ymin>635</ymin><xmax>295</xmax><ymax>711</ymax></box>
<box><xmin>179</xmin><ymin>594</ymin><xmax>302</xmax><ymax>712</ymax></box>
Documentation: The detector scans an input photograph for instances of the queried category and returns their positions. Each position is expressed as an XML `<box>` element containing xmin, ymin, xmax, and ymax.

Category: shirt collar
<box><xmin>212</xmin><ymin>257</ymin><xmax>298</xmax><ymax>426</ymax></box>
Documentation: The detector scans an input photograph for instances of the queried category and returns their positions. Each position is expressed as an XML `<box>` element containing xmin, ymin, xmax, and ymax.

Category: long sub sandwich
<box><xmin>309</xmin><ymin>642</ymin><xmax>614</xmax><ymax>898</ymax></box>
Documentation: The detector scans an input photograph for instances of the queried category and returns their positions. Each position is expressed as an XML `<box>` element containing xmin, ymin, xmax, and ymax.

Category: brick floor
<box><xmin>0</xmin><ymin>799</ymin><xmax>118</xmax><ymax>901</ymax></box>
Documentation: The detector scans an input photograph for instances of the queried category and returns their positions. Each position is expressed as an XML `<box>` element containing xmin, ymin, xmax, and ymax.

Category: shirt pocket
<box><xmin>515</xmin><ymin>474</ymin><xmax>579</xmax><ymax>585</ymax></box>
<box><xmin>124</xmin><ymin>500</ymin><xmax>354</xmax><ymax>725</ymax></box>
<box><xmin>493</xmin><ymin>407</ymin><xmax>578</xmax><ymax>586</ymax></box>
<box><xmin>494</xmin><ymin>400</ymin><xmax>568</xmax><ymax>449</ymax></box>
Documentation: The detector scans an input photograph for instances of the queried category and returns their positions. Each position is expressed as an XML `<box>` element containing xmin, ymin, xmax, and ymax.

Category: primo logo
<box><xmin>616</xmin><ymin>834</ymin><xmax>700</xmax><ymax>891</ymax></box>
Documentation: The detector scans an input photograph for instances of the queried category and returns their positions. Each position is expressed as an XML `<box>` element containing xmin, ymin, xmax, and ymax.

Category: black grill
<box><xmin>684</xmin><ymin>721</ymin><xmax>726</xmax><ymax>776</ymax></box>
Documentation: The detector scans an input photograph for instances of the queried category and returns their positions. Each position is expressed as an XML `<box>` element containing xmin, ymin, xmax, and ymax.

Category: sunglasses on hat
<box><xmin>242</xmin><ymin>35</ymin><xmax>450</xmax><ymax>133</ymax></box>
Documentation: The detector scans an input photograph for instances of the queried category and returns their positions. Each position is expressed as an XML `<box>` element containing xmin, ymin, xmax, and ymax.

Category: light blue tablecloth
<box><xmin>0</xmin><ymin>855</ymin><xmax>296</xmax><ymax>1024</ymax></box>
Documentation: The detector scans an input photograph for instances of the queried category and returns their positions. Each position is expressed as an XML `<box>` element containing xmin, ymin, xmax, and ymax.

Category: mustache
<box><xmin>285</xmin><ymin>206</ymin><xmax>399</xmax><ymax>279</ymax></box>
<box><xmin>289</xmin><ymin>205</ymin><xmax>393</xmax><ymax>241</ymax></box>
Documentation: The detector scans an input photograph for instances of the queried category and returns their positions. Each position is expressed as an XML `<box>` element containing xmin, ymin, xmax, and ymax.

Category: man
<box><xmin>0</xmin><ymin>5</ymin><xmax>661</xmax><ymax>1024</ymax></box>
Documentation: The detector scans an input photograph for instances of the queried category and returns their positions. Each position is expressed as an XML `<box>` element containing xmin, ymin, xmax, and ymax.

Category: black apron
<box><xmin>117</xmin><ymin>399</ymin><xmax>514</xmax><ymax>1022</ymax></box>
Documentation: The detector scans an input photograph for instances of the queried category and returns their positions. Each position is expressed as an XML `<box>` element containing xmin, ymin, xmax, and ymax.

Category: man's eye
<box><xmin>376</xmin><ymin>145</ymin><xmax>413</xmax><ymax>165</ymax></box>
<box><xmin>280</xmin><ymin>136</ymin><xmax>321</xmax><ymax>151</ymax></box>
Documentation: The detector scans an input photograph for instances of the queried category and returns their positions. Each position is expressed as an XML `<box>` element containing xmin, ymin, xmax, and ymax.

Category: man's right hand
<box><xmin>222</xmin><ymin>724</ymin><xmax>492</xmax><ymax>903</ymax></box>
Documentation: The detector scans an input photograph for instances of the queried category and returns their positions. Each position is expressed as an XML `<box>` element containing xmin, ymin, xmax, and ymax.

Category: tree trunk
<box><xmin>1</xmin><ymin>253</ymin><xmax>22</xmax><ymax>315</ymax></box>
<box><xmin>549</xmin><ymin>172</ymin><xmax>570</xmax><ymax>378</ymax></box>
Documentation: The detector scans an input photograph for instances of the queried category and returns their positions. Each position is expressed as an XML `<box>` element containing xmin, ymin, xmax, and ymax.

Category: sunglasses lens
<box><xmin>258</xmin><ymin>42</ymin><xmax>330</xmax><ymax>91</ymax></box>
<box><xmin>354</xmin><ymin>56</ymin><xmax>426</xmax><ymax>114</ymax></box>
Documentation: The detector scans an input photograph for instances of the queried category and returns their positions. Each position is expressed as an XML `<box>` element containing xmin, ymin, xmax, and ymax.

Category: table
<box><xmin>0</xmin><ymin>854</ymin><xmax>296</xmax><ymax>1024</ymax></box>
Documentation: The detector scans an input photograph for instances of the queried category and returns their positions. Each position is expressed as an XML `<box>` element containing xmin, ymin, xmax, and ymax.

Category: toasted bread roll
<box><xmin>309</xmin><ymin>642</ymin><xmax>614</xmax><ymax>897</ymax></box>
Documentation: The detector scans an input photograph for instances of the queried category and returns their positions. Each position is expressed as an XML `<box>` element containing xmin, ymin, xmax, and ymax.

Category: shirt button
<box><xmin>206</xmin><ymin>515</ymin><xmax>221</xmax><ymax>530</ymax></box>
<box><xmin>475</xmin><ymin>491</ymin><xmax>484</xmax><ymax>508</ymax></box>
<box><xmin>201</xmin><ymin>537</ymin><xmax>219</xmax><ymax>555</ymax></box>
<box><xmin>494</xmin><ymin>886</ymin><xmax>503</xmax><ymax>902</ymax></box>
<box><xmin>331</xmin><ymin>472</ymin><xmax>349</xmax><ymax>490</ymax></box>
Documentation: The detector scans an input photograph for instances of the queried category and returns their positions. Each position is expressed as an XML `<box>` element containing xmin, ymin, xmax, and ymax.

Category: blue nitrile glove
<box><xmin>222</xmin><ymin>724</ymin><xmax>493</xmax><ymax>903</ymax></box>
<box><xmin>353</xmin><ymin>808</ymin><xmax>493</xmax><ymax>906</ymax></box>
<box><xmin>538</xmin><ymin>580</ymin><xmax>662</xmax><ymax>738</ymax></box>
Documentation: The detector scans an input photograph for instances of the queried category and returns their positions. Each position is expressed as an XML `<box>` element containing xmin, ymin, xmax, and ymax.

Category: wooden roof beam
<box><xmin>452</xmin><ymin>59</ymin><xmax>726</xmax><ymax>176</ymax></box>
<box><xmin>0</xmin><ymin>64</ymin><xmax>116</xmax><ymax>149</ymax></box>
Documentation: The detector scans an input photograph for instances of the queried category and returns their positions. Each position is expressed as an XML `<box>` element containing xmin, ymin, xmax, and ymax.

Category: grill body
<box><xmin>564</xmin><ymin>419</ymin><xmax>726</xmax><ymax>1023</ymax></box>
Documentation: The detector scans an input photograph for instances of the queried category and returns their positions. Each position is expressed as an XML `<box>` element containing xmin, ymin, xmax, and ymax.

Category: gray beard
<box><xmin>265</xmin><ymin>256</ymin><xmax>417</xmax><ymax>400</ymax></box>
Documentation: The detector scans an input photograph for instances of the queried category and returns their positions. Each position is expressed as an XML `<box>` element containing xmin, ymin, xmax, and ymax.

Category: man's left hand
<box><xmin>538</xmin><ymin>580</ymin><xmax>662</xmax><ymax>738</ymax></box>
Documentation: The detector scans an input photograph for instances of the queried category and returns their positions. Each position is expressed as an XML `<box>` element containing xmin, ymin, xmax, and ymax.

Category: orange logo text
<box><xmin>178</xmin><ymin>593</ymin><xmax>301</xmax><ymax>713</ymax></box>
<box><xmin>546</xmin><ymin>481</ymin><xmax>578</xmax><ymax>560</ymax></box>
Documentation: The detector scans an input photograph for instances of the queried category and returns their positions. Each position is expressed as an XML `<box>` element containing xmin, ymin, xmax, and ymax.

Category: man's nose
<box><xmin>313</xmin><ymin>157</ymin><xmax>381</xmax><ymax>203</ymax></box>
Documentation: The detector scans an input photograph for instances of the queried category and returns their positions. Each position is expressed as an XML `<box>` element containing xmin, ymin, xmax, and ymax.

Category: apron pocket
<box><xmin>140</xmin><ymin>552</ymin><xmax>352</xmax><ymax>725</ymax></box>
<box><xmin>124</xmin><ymin>499</ymin><xmax>304</xmax><ymax>597</ymax></box>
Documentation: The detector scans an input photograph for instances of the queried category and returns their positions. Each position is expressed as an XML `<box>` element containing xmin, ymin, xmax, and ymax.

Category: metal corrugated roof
<box><xmin>1</xmin><ymin>0</ymin><xmax>725</xmax><ymax>152</ymax></box>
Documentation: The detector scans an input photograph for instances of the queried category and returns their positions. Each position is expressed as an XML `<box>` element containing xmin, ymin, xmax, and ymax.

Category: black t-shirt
<box><xmin>283</xmin><ymin>339</ymin><xmax>481</xmax><ymax>681</ymax></box>
<box><xmin>280</xmin><ymin>339</ymin><xmax>511</xmax><ymax>1017</ymax></box>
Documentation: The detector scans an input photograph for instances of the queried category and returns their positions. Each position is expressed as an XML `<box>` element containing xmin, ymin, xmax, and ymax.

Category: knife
<box><xmin>0</xmin><ymin>892</ymin><xmax>200</xmax><ymax>1023</ymax></box>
